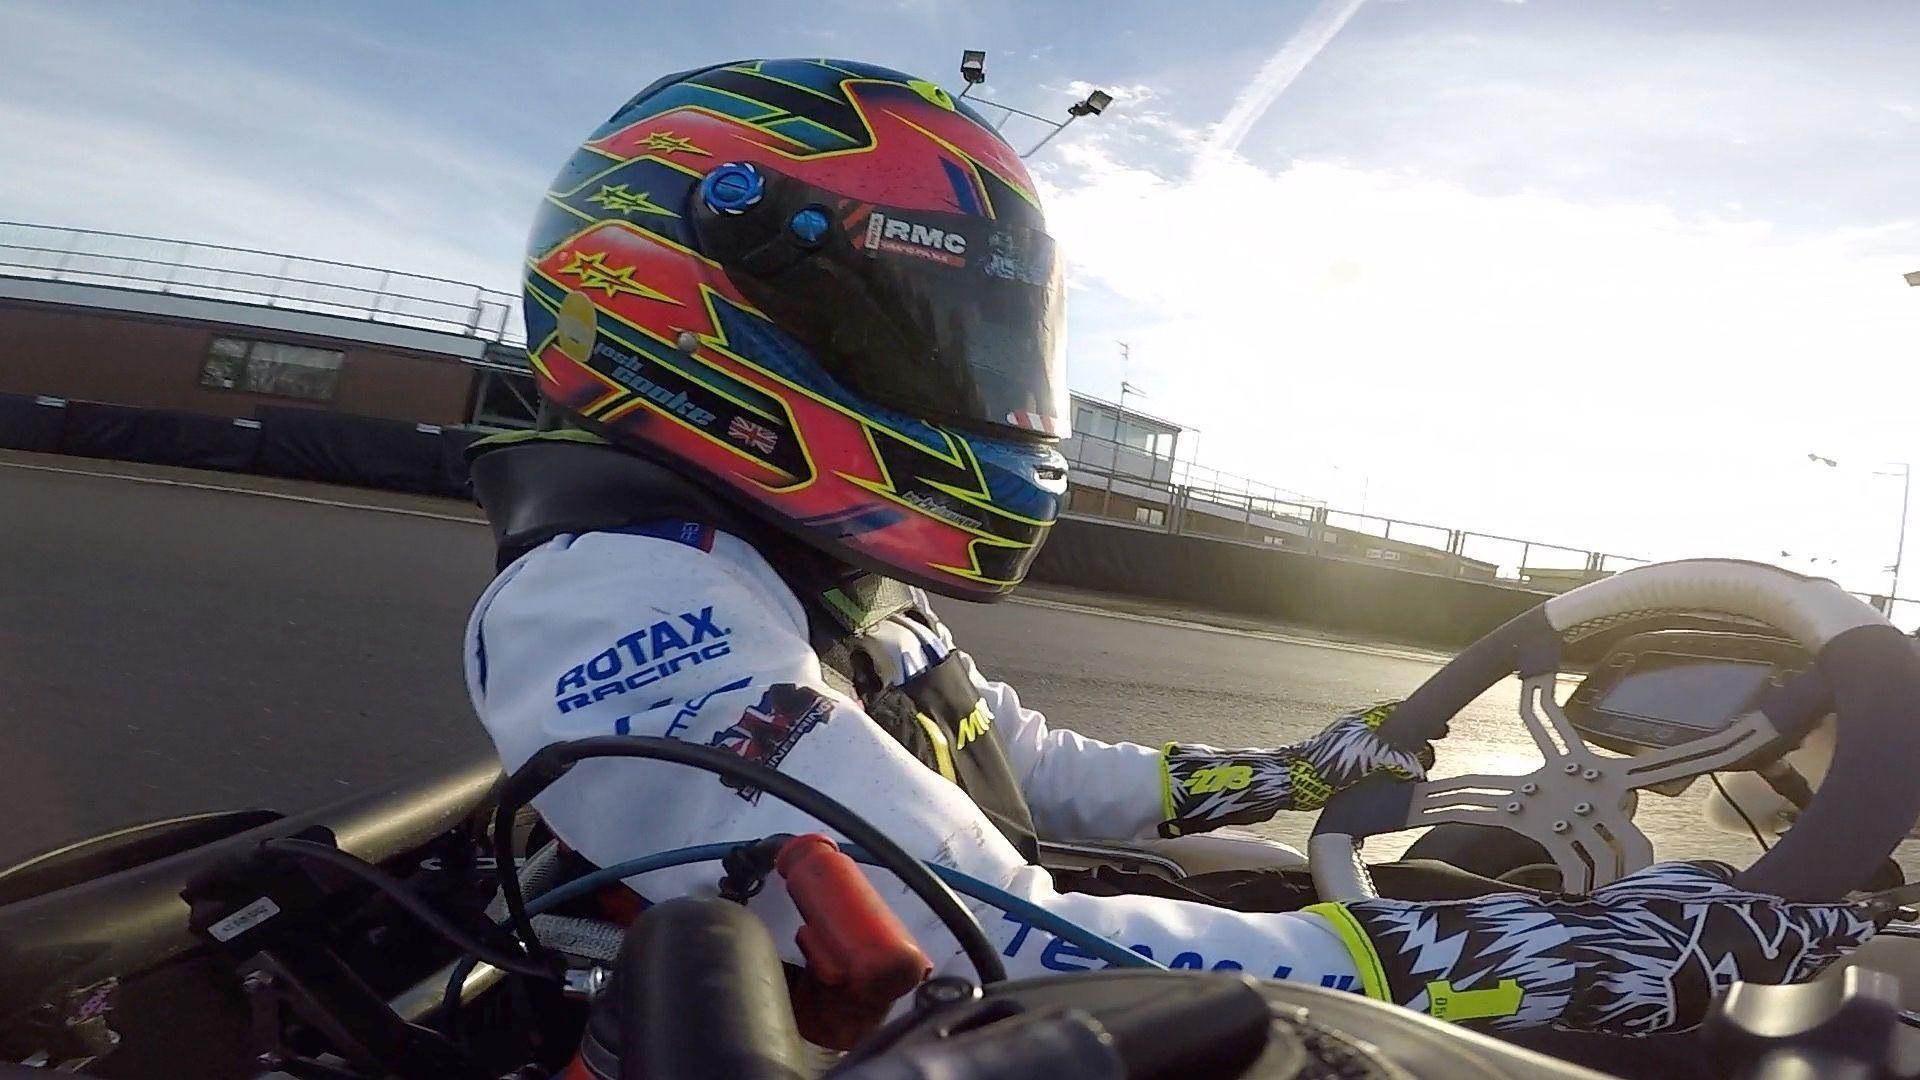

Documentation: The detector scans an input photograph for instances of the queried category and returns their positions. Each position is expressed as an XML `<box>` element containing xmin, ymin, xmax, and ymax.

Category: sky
<box><xmin>2</xmin><ymin>0</ymin><xmax>1918</xmax><ymax>602</ymax></box>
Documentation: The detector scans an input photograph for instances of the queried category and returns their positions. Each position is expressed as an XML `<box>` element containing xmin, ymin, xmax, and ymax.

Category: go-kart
<box><xmin>5</xmin><ymin>559</ymin><xmax>1920</xmax><ymax>1079</ymax></box>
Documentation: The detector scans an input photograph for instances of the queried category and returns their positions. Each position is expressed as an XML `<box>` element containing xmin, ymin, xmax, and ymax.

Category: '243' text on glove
<box><xmin>1159</xmin><ymin>702</ymin><xmax>1431</xmax><ymax>837</ymax></box>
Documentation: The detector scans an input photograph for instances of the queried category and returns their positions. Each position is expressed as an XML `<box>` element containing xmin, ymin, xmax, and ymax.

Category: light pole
<box><xmin>948</xmin><ymin>51</ymin><xmax>1112</xmax><ymax>158</ymax></box>
<box><xmin>1112</xmin><ymin>380</ymin><xmax>1148</xmax><ymax>473</ymax></box>
<box><xmin>1024</xmin><ymin>90</ymin><xmax>1113</xmax><ymax>156</ymax></box>
<box><xmin>1330</xmin><ymin>463</ymin><xmax>1372</xmax><ymax>517</ymax></box>
<box><xmin>1807</xmin><ymin>452</ymin><xmax>1911</xmax><ymax>613</ymax></box>
<box><xmin>1892</xmin><ymin>463</ymin><xmax>1911</xmax><ymax>609</ymax></box>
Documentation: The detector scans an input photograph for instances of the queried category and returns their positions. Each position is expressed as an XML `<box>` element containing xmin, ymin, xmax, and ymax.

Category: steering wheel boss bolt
<box><xmin>1563</xmin><ymin>763</ymin><xmax>1580</xmax><ymax>775</ymax></box>
<box><xmin>1582</xmin><ymin>768</ymin><xmax>1600</xmax><ymax>780</ymax></box>
<box><xmin>1521</xmin><ymin>782</ymin><xmax>1538</xmax><ymax>794</ymax></box>
<box><xmin>1574</xmin><ymin>802</ymin><xmax>1593</xmax><ymax>816</ymax></box>
<box><xmin>1552</xmin><ymin>820</ymin><xmax>1570</xmax><ymax>833</ymax></box>
<box><xmin>1505</xmin><ymin>801</ymin><xmax>1522</xmax><ymax>813</ymax></box>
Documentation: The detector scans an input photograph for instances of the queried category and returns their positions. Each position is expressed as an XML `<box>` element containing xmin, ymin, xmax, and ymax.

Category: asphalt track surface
<box><xmin>5</xmin><ymin>459</ymin><xmax>1915</xmax><ymax>879</ymax></box>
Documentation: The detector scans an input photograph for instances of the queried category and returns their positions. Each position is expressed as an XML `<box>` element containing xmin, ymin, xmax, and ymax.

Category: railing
<box><xmin>1062</xmin><ymin>433</ymin><xmax>1649</xmax><ymax>587</ymax></box>
<box><xmin>1062</xmin><ymin>432</ymin><xmax>1322</xmax><ymax>511</ymax></box>
<box><xmin>1171</xmin><ymin>458</ymin><xmax>1323</xmax><ymax>510</ymax></box>
<box><xmin>1065</xmin><ymin>440</ymin><xmax>1920</xmax><ymax>627</ymax></box>
<box><xmin>0</xmin><ymin>222</ymin><xmax>522</xmax><ymax>348</ymax></box>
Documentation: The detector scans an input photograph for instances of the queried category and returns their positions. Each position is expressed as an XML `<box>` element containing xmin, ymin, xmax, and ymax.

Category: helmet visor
<box><xmin>694</xmin><ymin>172</ymin><xmax>1069</xmax><ymax>439</ymax></box>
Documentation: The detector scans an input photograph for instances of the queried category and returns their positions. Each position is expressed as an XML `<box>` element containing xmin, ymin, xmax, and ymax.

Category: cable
<box><xmin>257</xmin><ymin>837</ymin><xmax>553</xmax><ymax>979</ymax></box>
<box><xmin>431</xmin><ymin>834</ymin><xmax>1162</xmax><ymax>1019</ymax></box>
<box><xmin>492</xmin><ymin>736</ymin><xmax>1007</xmax><ymax>984</ymax></box>
<box><xmin>524</xmin><ymin>842</ymin><xmax>745</xmax><ymax>915</ymax></box>
<box><xmin>519</xmin><ymin>840</ymin><xmax>1161</xmax><ymax>973</ymax></box>
<box><xmin>845</xmin><ymin>846</ymin><xmax>1162</xmax><ymax>972</ymax></box>
<box><xmin>1709</xmin><ymin>774</ymin><xmax>1772</xmax><ymax>853</ymax></box>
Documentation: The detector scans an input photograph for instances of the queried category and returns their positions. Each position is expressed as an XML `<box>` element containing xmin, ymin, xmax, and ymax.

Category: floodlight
<box><xmin>1068</xmin><ymin>89</ymin><xmax>1112</xmax><ymax>117</ymax></box>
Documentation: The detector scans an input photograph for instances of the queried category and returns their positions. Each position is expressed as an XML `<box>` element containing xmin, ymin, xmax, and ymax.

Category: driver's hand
<box><xmin>1566</xmin><ymin>861</ymin><xmax>1877</xmax><ymax>1034</ymax></box>
<box><xmin>1323</xmin><ymin>860</ymin><xmax>1877</xmax><ymax>1036</ymax></box>
<box><xmin>1158</xmin><ymin>701</ymin><xmax>1432</xmax><ymax>837</ymax></box>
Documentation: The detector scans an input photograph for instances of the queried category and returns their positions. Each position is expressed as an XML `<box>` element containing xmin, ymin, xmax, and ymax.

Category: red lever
<box><xmin>775</xmin><ymin>833</ymin><xmax>931</xmax><ymax>1048</ymax></box>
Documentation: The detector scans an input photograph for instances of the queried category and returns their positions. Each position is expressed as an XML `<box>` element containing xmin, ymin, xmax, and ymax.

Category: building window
<box><xmin>1133</xmin><ymin>506</ymin><xmax>1165</xmax><ymax>527</ymax></box>
<box><xmin>1076</xmin><ymin>406</ymin><xmax>1116</xmax><ymax>442</ymax></box>
<box><xmin>199</xmin><ymin>336</ymin><xmax>344</xmax><ymax>401</ymax></box>
<box><xmin>1110</xmin><ymin>418</ymin><xmax>1175</xmax><ymax>458</ymax></box>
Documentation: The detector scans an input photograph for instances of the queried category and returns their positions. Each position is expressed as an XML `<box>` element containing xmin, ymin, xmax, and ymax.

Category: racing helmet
<box><xmin>521</xmin><ymin>58</ymin><xmax>1070</xmax><ymax>600</ymax></box>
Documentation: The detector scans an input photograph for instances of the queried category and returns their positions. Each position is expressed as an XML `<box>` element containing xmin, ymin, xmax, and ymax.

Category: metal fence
<box><xmin>0</xmin><ymin>222</ymin><xmax>522</xmax><ymax>347</ymax></box>
<box><xmin>1062</xmin><ymin>436</ymin><xmax>1920</xmax><ymax>626</ymax></box>
<box><xmin>1170</xmin><ymin>458</ymin><xmax>1322</xmax><ymax>512</ymax></box>
<box><xmin>1062</xmin><ymin>433</ymin><xmax>1649</xmax><ymax>587</ymax></box>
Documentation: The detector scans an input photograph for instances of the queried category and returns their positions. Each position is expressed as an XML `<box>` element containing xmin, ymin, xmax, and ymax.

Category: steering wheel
<box><xmin>1309</xmin><ymin>558</ymin><xmax>1920</xmax><ymax>903</ymax></box>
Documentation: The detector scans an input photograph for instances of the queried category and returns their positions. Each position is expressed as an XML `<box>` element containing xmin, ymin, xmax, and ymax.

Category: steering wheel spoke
<box><xmin>1415</xmin><ymin>777</ymin><xmax>1519</xmax><ymax>812</ymax></box>
<box><xmin>1312</xmin><ymin>558</ymin><xmax>1917</xmax><ymax>903</ymax></box>
<box><xmin>1517</xmin><ymin>675</ymin><xmax>1593</xmax><ymax>764</ymax></box>
<box><xmin>1615</xmin><ymin>710</ymin><xmax>1781</xmax><ymax>791</ymax></box>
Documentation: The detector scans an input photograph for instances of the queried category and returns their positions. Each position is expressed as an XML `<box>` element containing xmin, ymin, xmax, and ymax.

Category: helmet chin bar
<box><xmin>1310</xmin><ymin>557</ymin><xmax>1920</xmax><ymax>905</ymax></box>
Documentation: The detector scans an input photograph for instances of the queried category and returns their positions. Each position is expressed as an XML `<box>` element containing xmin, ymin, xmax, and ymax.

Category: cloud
<box><xmin>1200</xmin><ymin>0</ymin><xmax>1369</xmax><ymax>164</ymax></box>
<box><xmin>1040</xmin><ymin>140</ymin><xmax>1920</xmax><ymax>575</ymax></box>
<box><xmin>0</xmin><ymin>4</ymin><xmax>542</xmax><ymax>289</ymax></box>
<box><xmin>1254</xmin><ymin>15</ymin><xmax>1920</xmax><ymax>235</ymax></box>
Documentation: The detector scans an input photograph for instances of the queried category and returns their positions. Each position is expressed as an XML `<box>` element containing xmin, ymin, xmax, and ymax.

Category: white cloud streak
<box><xmin>1200</xmin><ymin>0</ymin><xmax>1369</xmax><ymax>165</ymax></box>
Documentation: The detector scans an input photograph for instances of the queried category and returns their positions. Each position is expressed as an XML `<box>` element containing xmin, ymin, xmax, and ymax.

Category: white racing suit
<box><xmin>464</xmin><ymin>521</ymin><xmax>1877</xmax><ymax>1035</ymax></box>
<box><xmin>465</xmin><ymin>526</ymin><xmax>1367</xmax><ymax>988</ymax></box>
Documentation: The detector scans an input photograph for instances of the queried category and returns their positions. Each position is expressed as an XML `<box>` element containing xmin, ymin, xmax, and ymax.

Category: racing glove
<box><xmin>1159</xmin><ymin>702</ymin><xmax>1430</xmax><ymax>837</ymax></box>
<box><xmin>1308</xmin><ymin>861</ymin><xmax>1878</xmax><ymax>1036</ymax></box>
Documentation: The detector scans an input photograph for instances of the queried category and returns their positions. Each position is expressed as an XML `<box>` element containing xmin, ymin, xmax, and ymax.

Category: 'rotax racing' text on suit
<box><xmin>464</xmin><ymin>435</ymin><xmax>1367</xmax><ymax>989</ymax></box>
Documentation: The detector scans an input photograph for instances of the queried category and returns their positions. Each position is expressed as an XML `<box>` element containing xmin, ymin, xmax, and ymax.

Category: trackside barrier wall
<box><xmin>252</xmin><ymin>406</ymin><xmax>479</xmax><ymax>497</ymax></box>
<box><xmin>0</xmin><ymin>392</ymin><xmax>478</xmax><ymax>498</ymax></box>
<box><xmin>1025</xmin><ymin>517</ymin><xmax>1767</xmax><ymax>653</ymax></box>
<box><xmin>0</xmin><ymin>393</ymin><xmax>66</xmax><ymax>452</ymax></box>
<box><xmin>0</xmin><ymin>394</ymin><xmax>1772</xmax><ymax>651</ymax></box>
<box><xmin>1027</xmin><ymin>516</ymin><xmax>1552</xmax><ymax>650</ymax></box>
<box><xmin>58</xmin><ymin>399</ymin><xmax>261</xmax><ymax>473</ymax></box>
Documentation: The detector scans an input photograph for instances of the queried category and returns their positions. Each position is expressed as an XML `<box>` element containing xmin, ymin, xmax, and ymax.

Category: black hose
<box><xmin>258</xmin><ymin>838</ymin><xmax>554</xmax><ymax>979</ymax></box>
<box><xmin>440</xmin><ymin>954</ymin><xmax>481</xmax><ymax>1024</ymax></box>
<box><xmin>492</xmin><ymin>735</ymin><xmax>1007</xmax><ymax>984</ymax></box>
<box><xmin>1709</xmin><ymin>774</ymin><xmax>1773</xmax><ymax>853</ymax></box>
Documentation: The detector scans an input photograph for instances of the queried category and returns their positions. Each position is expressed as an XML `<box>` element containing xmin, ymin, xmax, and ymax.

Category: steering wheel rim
<box><xmin>1309</xmin><ymin>558</ymin><xmax>1920</xmax><ymax>903</ymax></box>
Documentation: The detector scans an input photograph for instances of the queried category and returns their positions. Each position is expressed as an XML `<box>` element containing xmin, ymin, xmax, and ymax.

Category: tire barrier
<box><xmin>0</xmin><ymin>393</ymin><xmax>480</xmax><ymax>499</ymax></box>
<box><xmin>253</xmin><ymin>406</ymin><xmax>480</xmax><ymax>497</ymax></box>
<box><xmin>0</xmin><ymin>393</ymin><xmax>68</xmax><ymax>452</ymax></box>
<box><xmin>58</xmin><ymin>400</ymin><xmax>262</xmax><ymax>473</ymax></box>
